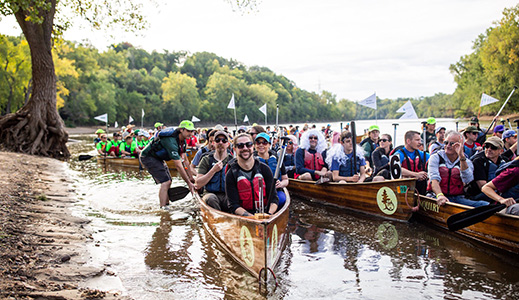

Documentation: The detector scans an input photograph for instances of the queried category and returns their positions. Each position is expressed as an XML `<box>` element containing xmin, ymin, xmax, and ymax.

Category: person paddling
<box><xmin>140</xmin><ymin>120</ymin><xmax>196</xmax><ymax>209</ymax></box>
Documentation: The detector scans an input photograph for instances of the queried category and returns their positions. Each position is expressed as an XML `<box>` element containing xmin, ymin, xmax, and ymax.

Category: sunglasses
<box><xmin>444</xmin><ymin>141</ymin><xmax>458</xmax><ymax>147</ymax></box>
<box><xmin>255</xmin><ymin>140</ymin><xmax>269</xmax><ymax>145</ymax></box>
<box><xmin>484</xmin><ymin>144</ymin><xmax>499</xmax><ymax>150</ymax></box>
<box><xmin>469</xmin><ymin>132</ymin><xmax>478</xmax><ymax>135</ymax></box>
<box><xmin>496</xmin><ymin>131</ymin><xmax>504</xmax><ymax>134</ymax></box>
<box><xmin>288</xmin><ymin>141</ymin><xmax>293</xmax><ymax>145</ymax></box>
<box><xmin>214</xmin><ymin>138</ymin><xmax>228</xmax><ymax>143</ymax></box>
<box><xmin>309</xmin><ymin>136</ymin><xmax>318</xmax><ymax>140</ymax></box>
<box><xmin>379</xmin><ymin>139</ymin><xmax>389</xmax><ymax>142</ymax></box>
<box><xmin>236</xmin><ymin>141</ymin><xmax>253</xmax><ymax>149</ymax></box>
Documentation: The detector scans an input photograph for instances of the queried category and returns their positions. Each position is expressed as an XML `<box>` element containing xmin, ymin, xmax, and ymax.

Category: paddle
<box><xmin>267</xmin><ymin>136</ymin><xmax>290</xmax><ymax>199</ymax></box>
<box><xmin>447</xmin><ymin>203</ymin><xmax>506</xmax><ymax>231</ymax></box>
<box><xmin>351</xmin><ymin>121</ymin><xmax>357</xmax><ymax>177</ymax></box>
<box><xmin>168</xmin><ymin>186</ymin><xmax>191</xmax><ymax>202</ymax></box>
<box><xmin>78</xmin><ymin>154</ymin><xmax>94</xmax><ymax>161</ymax></box>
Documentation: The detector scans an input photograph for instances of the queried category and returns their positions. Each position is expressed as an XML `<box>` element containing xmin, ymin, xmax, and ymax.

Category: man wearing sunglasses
<box><xmin>466</xmin><ymin>137</ymin><xmax>507</xmax><ymax>201</ymax></box>
<box><xmin>196</xmin><ymin>131</ymin><xmax>234</xmax><ymax>212</ymax></box>
<box><xmin>225</xmin><ymin>133</ymin><xmax>279</xmax><ymax>217</ymax></box>
<box><xmin>140</xmin><ymin>120</ymin><xmax>196</xmax><ymax>209</ymax></box>
<box><xmin>502</xmin><ymin>130</ymin><xmax>518</xmax><ymax>161</ymax></box>
<box><xmin>427</xmin><ymin>130</ymin><xmax>489</xmax><ymax>207</ymax></box>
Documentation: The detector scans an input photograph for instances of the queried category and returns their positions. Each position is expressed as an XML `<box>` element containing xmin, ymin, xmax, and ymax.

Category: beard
<box><xmin>238</xmin><ymin>149</ymin><xmax>252</xmax><ymax>161</ymax></box>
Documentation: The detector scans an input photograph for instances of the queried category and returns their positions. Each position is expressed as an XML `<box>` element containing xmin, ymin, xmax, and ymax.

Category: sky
<box><xmin>0</xmin><ymin>0</ymin><xmax>517</xmax><ymax>102</ymax></box>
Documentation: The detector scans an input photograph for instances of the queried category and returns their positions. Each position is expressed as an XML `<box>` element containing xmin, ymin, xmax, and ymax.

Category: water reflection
<box><xmin>67</xmin><ymin>134</ymin><xmax>519</xmax><ymax>299</ymax></box>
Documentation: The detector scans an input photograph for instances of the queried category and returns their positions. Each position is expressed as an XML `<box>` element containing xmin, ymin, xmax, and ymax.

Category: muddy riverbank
<box><xmin>0</xmin><ymin>151</ymin><xmax>128</xmax><ymax>299</ymax></box>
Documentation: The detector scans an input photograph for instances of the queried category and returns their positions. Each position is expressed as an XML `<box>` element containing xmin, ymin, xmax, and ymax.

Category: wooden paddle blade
<box><xmin>447</xmin><ymin>203</ymin><xmax>506</xmax><ymax>232</ymax></box>
<box><xmin>168</xmin><ymin>186</ymin><xmax>191</xmax><ymax>202</ymax></box>
<box><xmin>78</xmin><ymin>154</ymin><xmax>94</xmax><ymax>161</ymax></box>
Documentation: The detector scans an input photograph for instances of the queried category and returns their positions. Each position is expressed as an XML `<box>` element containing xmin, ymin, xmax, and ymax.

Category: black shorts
<box><xmin>140</xmin><ymin>155</ymin><xmax>172</xmax><ymax>184</ymax></box>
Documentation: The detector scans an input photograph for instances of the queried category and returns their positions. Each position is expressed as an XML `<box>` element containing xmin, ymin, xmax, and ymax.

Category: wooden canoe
<box><xmin>96</xmin><ymin>149</ymin><xmax>196</xmax><ymax>168</ymax></box>
<box><xmin>287</xmin><ymin>178</ymin><xmax>417</xmax><ymax>221</ymax></box>
<box><xmin>415</xmin><ymin>195</ymin><xmax>519</xmax><ymax>254</ymax></box>
<box><xmin>196</xmin><ymin>189</ymin><xmax>291</xmax><ymax>286</ymax></box>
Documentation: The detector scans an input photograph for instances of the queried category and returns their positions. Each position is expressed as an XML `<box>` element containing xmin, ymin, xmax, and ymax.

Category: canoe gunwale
<box><xmin>288</xmin><ymin>177</ymin><xmax>417</xmax><ymax>222</ymax></box>
<box><xmin>416</xmin><ymin>195</ymin><xmax>519</xmax><ymax>254</ymax></box>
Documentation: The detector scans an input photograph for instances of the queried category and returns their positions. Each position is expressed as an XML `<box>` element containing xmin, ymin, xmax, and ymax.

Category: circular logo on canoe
<box><xmin>240</xmin><ymin>226</ymin><xmax>255</xmax><ymax>267</ymax></box>
<box><xmin>270</xmin><ymin>224</ymin><xmax>278</xmax><ymax>263</ymax></box>
<box><xmin>376</xmin><ymin>187</ymin><xmax>398</xmax><ymax>215</ymax></box>
<box><xmin>376</xmin><ymin>222</ymin><xmax>399</xmax><ymax>249</ymax></box>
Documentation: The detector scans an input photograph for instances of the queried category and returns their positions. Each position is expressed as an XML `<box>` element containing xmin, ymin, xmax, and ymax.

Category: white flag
<box><xmin>227</xmin><ymin>93</ymin><xmax>235</xmax><ymax>109</ymax></box>
<box><xmin>259</xmin><ymin>103</ymin><xmax>267</xmax><ymax>116</ymax></box>
<box><xmin>358</xmin><ymin>93</ymin><xmax>377</xmax><ymax>110</ymax></box>
<box><xmin>244</xmin><ymin>115</ymin><xmax>249</xmax><ymax>123</ymax></box>
<box><xmin>142</xmin><ymin>108</ymin><xmax>145</xmax><ymax>117</ymax></box>
<box><xmin>397</xmin><ymin>101</ymin><xmax>418</xmax><ymax>119</ymax></box>
<box><xmin>480</xmin><ymin>93</ymin><xmax>500</xmax><ymax>107</ymax></box>
<box><xmin>114</xmin><ymin>121</ymin><xmax>118</xmax><ymax>128</ymax></box>
<box><xmin>94</xmin><ymin>113</ymin><xmax>108</xmax><ymax>123</ymax></box>
<box><xmin>129</xmin><ymin>115</ymin><xmax>134</xmax><ymax>124</ymax></box>
<box><xmin>191</xmin><ymin>115</ymin><xmax>201</xmax><ymax>122</ymax></box>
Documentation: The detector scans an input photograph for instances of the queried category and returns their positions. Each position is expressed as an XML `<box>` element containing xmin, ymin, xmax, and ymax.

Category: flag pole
<box><xmin>276</xmin><ymin>104</ymin><xmax>279</xmax><ymax>133</ymax></box>
<box><xmin>106</xmin><ymin>114</ymin><xmax>109</xmax><ymax>133</ymax></box>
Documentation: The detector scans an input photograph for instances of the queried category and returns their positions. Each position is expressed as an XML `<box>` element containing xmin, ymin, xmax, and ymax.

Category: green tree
<box><xmin>0</xmin><ymin>0</ymin><xmax>146</xmax><ymax>158</ymax></box>
<box><xmin>161</xmin><ymin>72</ymin><xmax>201</xmax><ymax>124</ymax></box>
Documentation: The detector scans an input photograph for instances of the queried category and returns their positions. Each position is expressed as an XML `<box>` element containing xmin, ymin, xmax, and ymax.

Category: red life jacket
<box><xmin>397</xmin><ymin>148</ymin><xmax>425</xmax><ymax>172</ymax></box>
<box><xmin>304</xmin><ymin>150</ymin><xmax>325</xmax><ymax>179</ymax></box>
<box><xmin>427</xmin><ymin>155</ymin><xmax>464</xmax><ymax>196</ymax></box>
<box><xmin>234</xmin><ymin>162</ymin><xmax>268</xmax><ymax>212</ymax></box>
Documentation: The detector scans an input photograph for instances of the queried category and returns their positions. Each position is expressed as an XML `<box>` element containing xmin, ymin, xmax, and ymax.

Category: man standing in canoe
<box><xmin>226</xmin><ymin>133</ymin><xmax>279</xmax><ymax>217</ymax></box>
<box><xmin>195</xmin><ymin>130</ymin><xmax>234</xmax><ymax>212</ymax></box>
<box><xmin>140</xmin><ymin>120</ymin><xmax>196</xmax><ymax>209</ymax></box>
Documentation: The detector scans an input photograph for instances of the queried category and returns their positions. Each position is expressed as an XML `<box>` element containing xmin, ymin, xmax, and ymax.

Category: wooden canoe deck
<box><xmin>287</xmin><ymin>178</ymin><xmax>417</xmax><ymax>221</ymax></box>
<box><xmin>196</xmin><ymin>189</ymin><xmax>291</xmax><ymax>284</ymax></box>
<box><xmin>415</xmin><ymin>195</ymin><xmax>519</xmax><ymax>254</ymax></box>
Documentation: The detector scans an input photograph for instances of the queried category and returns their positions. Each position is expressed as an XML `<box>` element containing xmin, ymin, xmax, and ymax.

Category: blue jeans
<box><xmin>277</xmin><ymin>190</ymin><xmax>286</xmax><ymax>208</ymax></box>
<box><xmin>448</xmin><ymin>195</ymin><xmax>489</xmax><ymax>207</ymax></box>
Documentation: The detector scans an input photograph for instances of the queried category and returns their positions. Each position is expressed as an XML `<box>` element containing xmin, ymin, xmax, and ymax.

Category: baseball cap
<box><xmin>214</xmin><ymin>124</ymin><xmax>225</xmax><ymax>131</ymax></box>
<box><xmin>255</xmin><ymin>132</ymin><xmax>271</xmax><ymax>143</ymax></box>
<box><xmin>493</xmin><ymin>125</ymin><xmax>505</xmax><ymax>133</ymax></box>
<box><xmin>426</xmin><ymin>117</ymin><xmax>436</xmax><ymax>125</ymax></box>
<box><xmin>464</xmin><ymin>125</ymin><xmax>479</xmax><ymax>133</ymax></box>
<box><xmin>154</xmin><ymin>122</ymin><xmax>164</xmax><ymax>128</ymax></box>
<box><xmin>214</xmin><ymin>130</ymin><xmax>229</xmax><ymax>140</ymax></box>
<box><xmin>469</xmin><ymin>116</ymin><xmax>479</xmax><ymax>124</ymax></box>
<box><xmin>435</xmin><ymin>126</ymin><xmax>446</xmax><ymax>134</ymax></box>
<box><xmin>484</xmin><ymin>136</ymin><xmax>504</xmax><ymax>149</ymax></box>
<box><xmin>237</xmin><ymin>126</ymin><xmax>247</xmax><ymax>133</ymax></box>
<box><xmin>368</xmin><ymin>125</ymin><xmax>380</xmax><ymax>132</ymax></box>
<box><xmin>95</xmin><ymin>129</ymin><xmax>105</xmax><ymax>134</ymax></box>
<box><xmin>503</xmin><ymin>130</ymin><xmax>517</xmax><ymax>140</ymax></box>
<box><xmin>178</xmin><ymin>120</ymin><xmax>195</xmax><ymax>131</ymax></box>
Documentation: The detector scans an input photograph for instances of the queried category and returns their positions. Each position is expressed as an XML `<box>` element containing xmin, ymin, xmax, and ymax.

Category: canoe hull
<box><xmin>288</xmin><ymin>178</ymin><xmax>416</xmax><ymax>221</ymax></box>
<box><xmin>415</xmin><ymin>195</ymin><xmax>519</xmax><ymax>254</ymax></box>
<box><xmin>197</xmin><ymin>189</ymin><xmax>290</xmax><ymax>282</ymax></box>
<box><xmin>96</xmin><ymin>150</ymin><xmax>196</xmax><ymax>169</ymax></box>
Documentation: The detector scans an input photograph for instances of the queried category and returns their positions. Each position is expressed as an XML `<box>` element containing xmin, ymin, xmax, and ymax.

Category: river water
<box><xmin>67</xmin><ymin>119</ymin><xmax>519</xmax><ymax>299</ymax></box>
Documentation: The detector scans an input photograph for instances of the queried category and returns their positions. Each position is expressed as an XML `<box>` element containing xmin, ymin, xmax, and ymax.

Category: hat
<box><xmin>368</xmin><ymin>125</ymin><xmax>380</xmax><ymax>132</ymax></box>
<box><xmin>255</xmin><ymin>132</ymin><xmax>271</xmax><ymax>143</ymax></box>
<box><xmin>214</xmin><ymin>124</ymin><xmax>225</xmax><ymax>131</ymax></box>
<box><xmin>154</xmin><ymin>122</ymin><xmax>164</xmax><ymax>128</ymax></box>
<box><xmin>484</xmin><ymin>136</ymin><xmax>504</xmax><ymax>149</ymax></box>
<box><xmin>134</xmin><ymin>129</ymin><xmax>140</xmax><ymax>135</ymax></box>
<box><xmin>214</xmin><ymin>130</ymin><xmax>229</xmax><ymax>139</ymax></box>
<box><xmin>426</xmin><ymin>117</ymin><xmax>436</xmax><ymax>125</ymax></box>
<box><xmin>464</xmin><ymin>125</ymin><xmax>479</xmax><ymax>133</ymax></box>
<box><xmin>122</xmin><ymin>131</ymin><xmax>129</xmax><ymax>139</ymax></box>
<box><xmin>138</xmin><ymin>130</ymin><xmax>145</xmax><ymax>136</ymax></box>
<box><xmin>178</xmin><ymin>120</ymin><xmax>195</xmax><ymax>131</ymax></box>
<box><xmin>503</xmin><ymin>130</ymin><xmax>517</xmax><ymax>140</ymax></box>
<box><xmin>469</xmin><ymin>116</ymin><xmax>479</xmax><ymax>124</ymax></box>
<box><xmin>435</xmin><ymin>126</ymin><xmax>446</xmax><ymax>134</ymax></box>
<box><xmin>95</xmin><ymin>129</ymin><xmax>105</xmax><ymax>134</ymax></box>
<box><xmin>237</xmin><ymin>126</ymin><xmax>247</xmax><ymax>133</ymax></box>
<box><xmin>493</xmin><ymin>125</ymin><xmax>505</xmax><ymax>133</ymax></box>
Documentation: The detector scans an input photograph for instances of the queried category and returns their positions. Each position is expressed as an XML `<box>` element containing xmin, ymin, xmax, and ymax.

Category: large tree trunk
<box><xmin>0</xmin><ymin>0</ymin><xmax>69</xmax><ymax>159</ymax></box>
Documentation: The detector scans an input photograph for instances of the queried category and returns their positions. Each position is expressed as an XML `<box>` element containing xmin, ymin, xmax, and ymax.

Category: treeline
<box><xmin>1</xmin><ymin>4</ymin><xmax>518</xmax><ymax>126</ymax></box>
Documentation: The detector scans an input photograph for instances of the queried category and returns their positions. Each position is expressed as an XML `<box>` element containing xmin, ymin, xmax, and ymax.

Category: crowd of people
<box><xmin>93</xmin><ymin>117</ymin><xmax>519</xmax><ymax>217</ymax></box>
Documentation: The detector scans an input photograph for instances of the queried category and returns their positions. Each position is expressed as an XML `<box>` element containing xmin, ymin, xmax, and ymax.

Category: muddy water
<box><xmin>67</xmin><ymin>135</ymin><xmax>519</xmax><ymax>299</ymax></box>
